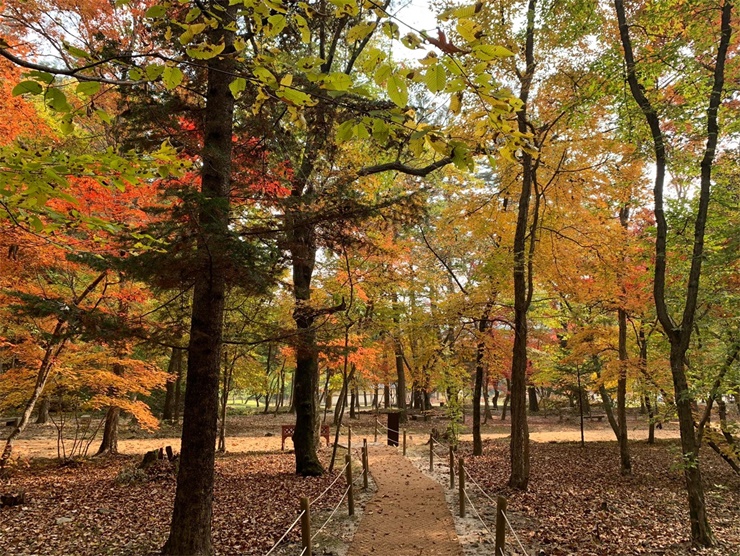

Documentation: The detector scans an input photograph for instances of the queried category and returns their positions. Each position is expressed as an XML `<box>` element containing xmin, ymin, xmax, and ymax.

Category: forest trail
<box><xmin>347</xmin><ymin>445</ymin><xmax>463</xmax><ymax>556</ymax></box>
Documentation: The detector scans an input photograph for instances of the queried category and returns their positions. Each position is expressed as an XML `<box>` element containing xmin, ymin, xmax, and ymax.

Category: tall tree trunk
<box><xmin>98</xmin><ymin>358</ymin><xmax>126</xmax><ymax>455</ymax></box>
<box><xmin>162</xmin><ymin>4</ymin><xmax>235</xmax><ymax>551</ymax></box>
<box><xmin>97</xmin><ymin>406</ymin><xmax>120</xmax><ymax>455</ymax></box>
<box><xmin>483</xmin><ymin>372</ymin><xmax>492</xmax><ymax>423</ymax></box>
<box><xmin>645</xmin><ymin>394</ymin><xmax>655</xmax><ymax>444</ymax></box>
<box><xmin>394</xmin><ymin>342</ymin><xmax>406</xmax><ymax>420</ymax></box>
<box><xmin>492</xmin><ymin>388</ymin><xmax>499</xmax><ymax>410</ymax></box>
<box><xmin>599</xmin><ymin>384</ymin><xmax>620</xmax><ymax>438</ymax></box>
<box><xmin>473</xmin><ymin>302</ymin><xmax>493</xmax><ymax>456</ymax></box>
<box><xmin>617</xmin><ymin>307</ymin><xmax>631</xmax><ymax>474</ymax></box>
<box><xmin>392</xmin><ymin>292</ymin><xmax>407</xmax><ymax>422</ymax></box>
<box><xmin>163</xmin><ymin>347</ymin><xmax>183</xmax><ymax>422</ymax></box>
<box><xmin>173</xmin><ymin>349</ymin><xmax>184</xmax><ymax>424</ymax></box>
<box><xmin>218</xmin><ymin>360</ymin><xmax>233</xmax><ymax>453</ymax></box>
<box><xmin>613</xmin><ymin>0</ymin><xmax>732</xmax><ymax>544</ymax></box>
<box><xmin>509</xmin><ymin>0</ymin><xmax>537</xmax><ymax>491</ymax></box>
<box><xmin>502</xmin><ymin>379</ymin><xmax>511</xmax><ymax>421</ymax></box>
<box><xmin>349</xmin><ymin>385</ymin><xmax>357</xmax><ymax>420</ymax></box>
<box><xmin>528</xmin><ymin>386</ymin><xmax>539</xmax><ymax>413</ymax></box>
<box><xmin>35</xmin><ymin>396</ymin><xmax>50</xmax><ymax>424</ymax></box>
<box><xmin>289</xmin><ymin>368</ymin><xmax>296</xmax><ymax>414</ymax></box>
<box><xmin>616</xmin><ymin>206</ymin><xmax>632</xmax><ymax>474</ymax></box>
<box><xmin>383</xmin><ymin>382</ymin><xmax>390</xmax><ymax>408</ymax></box>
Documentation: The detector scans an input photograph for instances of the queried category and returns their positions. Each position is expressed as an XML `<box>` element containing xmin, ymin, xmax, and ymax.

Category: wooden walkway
<box><xmin>347</xmin><ymin>445</ymin><xmax>463</xmax><ymax>556</ymax></box>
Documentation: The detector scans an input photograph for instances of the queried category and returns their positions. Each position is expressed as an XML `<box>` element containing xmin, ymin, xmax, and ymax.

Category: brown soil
<box><xmin>348</xmin><ymin>445</ymin><xmax>463</xmax><ymax>556</ymax></box>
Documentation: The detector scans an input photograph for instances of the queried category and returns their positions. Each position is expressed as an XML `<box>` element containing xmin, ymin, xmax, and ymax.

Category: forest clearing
<box><xmin>2</xmin><ymin>0</ymin><xmax>740</xmax><ymax>554</ymax></box>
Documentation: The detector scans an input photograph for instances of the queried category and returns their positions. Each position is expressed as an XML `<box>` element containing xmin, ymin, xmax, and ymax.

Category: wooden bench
<box><xmin>587</xmin><ymin>414</ymin><xmax>605</xmax><ymax>422</ymax></box>
<box><xmin>281</xmin><ymin>424</ymin><xmax>331</xmax><ymax>450</ymax></box>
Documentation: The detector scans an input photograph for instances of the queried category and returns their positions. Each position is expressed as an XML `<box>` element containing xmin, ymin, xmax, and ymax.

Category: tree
<box><xmin>612</xmin><ymin>0</ymin><xmax>734</xmax><ymax>545</ymax></box>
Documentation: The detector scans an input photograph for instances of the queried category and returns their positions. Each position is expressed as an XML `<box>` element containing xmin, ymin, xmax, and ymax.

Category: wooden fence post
<box><xmin>495</xmin><ymin>495</ymin><xmax>507</xmax><ymax>556</ymax></box>
<box><xmin>429</xmin><ymin>434</ymin><xmax>434</xmax><ymax>472</ymax></box>
<box><xmin>458</xmin><ymin>457</ymin><xmax>465</xmax><ymax>517</ymax></box>
<box><xmin>402</xmin><ymin>428</ymin><xmax>407</xmax><ymax>456</ymax></box>
<box><xmin>348</xmin><ymin>425</ymin><xmax>352</xmax><ymax>453</ymax></box>
<box><xmin>449</xmin><ymin>446</ymin><xmax>455</xmax><ymax>489</ymax></box>
<box><xmin>300</xmin><ymin>497</ymin><xmax>312</xmax><ymax>556</ymax></box>
<box><xmin>374</xmin><ymin>419</ymin><xmax>378</xmax><ymax>443</ymax></box>
<box><xmin>362</xmin><ymin>439</ymin><xmax>368</xmax><ymax>490</ymax></box>
<box><xmin>345</xmin><ymin>454</ymin><xmax>355</xmax><ymax>516</ymax></box>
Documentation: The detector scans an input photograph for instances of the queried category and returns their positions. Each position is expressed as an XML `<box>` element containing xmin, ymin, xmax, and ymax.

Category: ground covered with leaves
<box><xmin>0</xmin><ymin>452</ymin><xmax>349</xmax><ymax>555</ymax></box>
<box><xmin>460</xmin><ymin>439</ymin><xmax>740</xmax><ymax>555</ymax></box>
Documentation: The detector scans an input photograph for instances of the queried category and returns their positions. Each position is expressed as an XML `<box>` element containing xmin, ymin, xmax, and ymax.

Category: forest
<box><xmin>0</xmin><ymin>0</ymin><xmax>739</xmax><ymax>554</ymax></box>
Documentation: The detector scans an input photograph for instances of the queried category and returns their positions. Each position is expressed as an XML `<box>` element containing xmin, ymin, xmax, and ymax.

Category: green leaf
<box><xmin>381</xmin><ymin>21</ymin><xmax>399</xmax><ymax>40</ymax></box>
<box><xmin>185</xmin><ymin>7</ymin><xmax>201</xmax><ymax>21</ymax></box>
<box><xmin>12</xmin><ymin>81</ymin><xmax>43</xmax><ymax>96</ymax></box>
<box><xmin>128</xmin><ymin>68</ymin><xmax>143</xmax><ymax>80</ymax></box>
<box><xmin>371</xmin><ymin>119</ymin><xmax>389</xmax><ymax>143</ymax></box>
<box><xmin>186</xmin><ymin>42</ymin><xmax>225</xmax><ymax>59</ymax></box>
<box><xmin>335</xmin><ymin>120</ymin><xmax>354</xmax><ymax>142</ymax></box>
<box><xmin>424</xmin><ymin>64</ymin><xmax>446</xmax><ymax>94</ymax></box>
<box><xmin>27</xmin><ymin>71</ymin><xmax>54</xmax><ymax>85</ymax></box>
<box><xmin>386</xmin><ymin>74</ymin><xmax>408</xmax><ymax>107</ymax></box>
<box><xmin>162</xmin><ymin>66</ymin><xmax>184</xmax><ymax>90</ymax></box>
<box><xmin>456</xmin><ymin>18</ymin><xmax>482</xmax><ymax>42</ymax></box>
<box><xmin>95</xmin><ymin>109</ymin><xmax>113</xmax><ymax>124</ymax></box>
<box><xmin>145</xmin><ymin>64</ymin><xmax>165</xmax><ymax>81</ymax></box>
<box><xmin>266</xmin><ymin>14</ymin><xmax>287</xmax><ymax>36</ymax></box>
<box><xmin>353</xmin><ymin>122</ymin><xmax>369</xmax><ymax>139</ymax></box>
<box><xmin>145</xmin><ymin>5</ymin><xmax>168</xmax><ymax>18</ymax></box>
<box><xmin>59</xmin><ymin>114</ymin><xmax>74</xmax><ymax>136</ymax></box>
<box><xmin>64</xmin><ymin>43</ymin><xmax>90</xmax><ymax>59</ymax></box>
<box><xmin>322</xmin><ymin>72</ymin><xmax>353</xmax><ymax>91</ymax></box>
<box><xmin>229</xmin><ymin>77</ymin><xmax>247</xmax><ymax>98</ymax></box>
<box><xmin>295</xmin><ymin>14</ymin><xmax>311</xmax><ymax>43</ymax></box>
<box><xmin>373</xmin><ymin>64</ymin><xmax>392</xmax><ymax>86</ymax></box>
<box><xmin>280</xmin><ymin>87</ymin><xmax>316</xmax><ymax>106</ymax></box>
<box><xmin>76</xmin><ymin>81</ymin><xmax>101</xmax><ymax>96</ymax></box>
<box><xmin>473</xmin><ymin>44</ymin><xmax>515</xmax><ymax>60</ymax></box>
<box><xmin>346</xmin><ymin>22</ymin><xmax>375</xmax><ymax>42</ymax></box>
<box><xmin>45</xmin><ymin>88</ymin><xmax>71</xmax><ymax>112</ymax></box>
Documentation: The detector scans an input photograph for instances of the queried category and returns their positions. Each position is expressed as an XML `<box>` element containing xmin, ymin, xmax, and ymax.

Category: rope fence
<box><xmin>423</xmin><ymin>434</ymin><xmax>530</xmax><ymax>556</ymax></box>
<box><xmin>263</xmin><ymin>510</ymin><xmax>306</xmax><ymax>556</ymax></box>
<box><xmin>263</xmin><ymin>438</ymin><xmax>374</xmax><ymax>556</ymax></box>
<box><xmin>265</xmin><ymin>420</ymin><xmax>531</xmax><ymax>556</ymax></box>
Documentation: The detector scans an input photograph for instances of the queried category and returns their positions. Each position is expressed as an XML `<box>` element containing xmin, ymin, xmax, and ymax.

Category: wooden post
<box><xmin>300</xmin><ymin>497</ymin><xmax>312</xmax><ymax>556</ymax></box>
<box><xmin>429</xmin><ymin>434</ymin><xmax>434</xmax><ymax>472</ymax></box>
<box><xmin>345</xmin><ymin>454</ymin><xmax>355</xmax><ymax>516</ymax></box>
<box><xmin>374</xmin><ymin>419</ymin><xmax>378</xmax><ymax>443</ymax></box>
<box><xmin>362</xmin><ymin>439</ymin><xmax>368</xmax><ymax>490</ymax></box>
<box><xmin>495</xmin><ymin>495</ymin><xmax>507</xmax><ymax>556</ymax></box>
<box><xmin>402</xmin><ymin>428</ymin><xmax>407</xmax><ymax>456</ymax></box>
<box><xmin>348</xmin><ymin>425</ymin><xmax>352</xmax><ymax>453</ymax></box>
<box><xmin>449</xmin><ymin>446</ymin><xmax>455</xmax><ymax>489</ymax></box>
<box><xmin>458</xmin><ymin>457</ymin><xmax>465</xmax><ymax>517</ymax></box>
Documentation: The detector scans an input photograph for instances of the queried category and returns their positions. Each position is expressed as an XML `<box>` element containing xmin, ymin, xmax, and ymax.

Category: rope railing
<box><xmin>374</xmin><ymin>419</ymin><xmax>400</xmax><ymax>435</ymax></box>
<box><xmin>462</xmin><ymin>487</ymin><xmax>496</xmax><ymax>539</ymax></box>
<box><xmin>263</xmin><ymin>510</ymin><xmax>306</xmax><ymax>556</ymax></box>
<box><xmin>462</xmin><ymin>465</ymin><xmax>497</xmax><ymax>506</ymax></box>
<box><xmin>311</xmin><ymin>484</ymin><xmax>352</xmax><ymax>541</ymax></box>
<box><xmin>418</xmin><ymin>434</ymin><xmax>531</xmax><ymax>556</ymax></box>
<box><xmin>310</xmin><ymin>461</ymin><xmax>350</xmax><ymax>506</ymax></box>
<box><xmin>502</xmin><ymin>508</ymin><xmax>529</xmax><ymax>556</ymax></box>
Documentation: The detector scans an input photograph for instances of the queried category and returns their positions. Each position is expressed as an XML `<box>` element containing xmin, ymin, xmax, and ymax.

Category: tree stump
<box><xmin>1</xmin><ymin>492</ymin><xmax>26</xmax><ymax>507</ymax></box>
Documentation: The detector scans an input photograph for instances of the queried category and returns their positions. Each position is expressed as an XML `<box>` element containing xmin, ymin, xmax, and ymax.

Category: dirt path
<box><xmin>347</xmin><ymin>445</ymin><xmax>463</xmax><ymax>556</ymax></box>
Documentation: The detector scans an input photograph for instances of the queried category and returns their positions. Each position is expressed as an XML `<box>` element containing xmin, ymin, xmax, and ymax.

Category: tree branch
<box><xmin>357</xmin><ymin>157</ymin><xmax>453</xmax><ymax>177</ymax></box>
